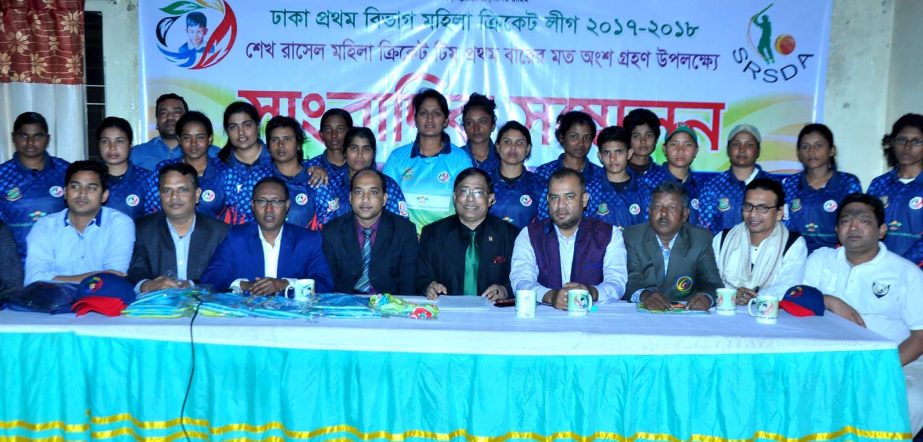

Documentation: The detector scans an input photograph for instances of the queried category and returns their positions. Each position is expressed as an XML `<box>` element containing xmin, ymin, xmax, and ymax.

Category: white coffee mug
<box><xmin>285</xmin><ymin>278</ymin><xmax>315</xmax><ymax>302</ymax></box>
<box><xmin>747</xmin><ymin>295</ymin><xmax>779</xmax><ymax>325</ymax></box>
<box><xmin>515</xmin><ymin>290</ymin><xmax>536</xmax><ymax>318</ymax></box>
<box><xmin>567</xmin><ymin>289</ymin><xmax>593</xmax><ymax>317</ymax></box>
<box><xmin>715</xmin><ymin>288</ymin><xmax>737</xmax><ymax>316</ymax></box>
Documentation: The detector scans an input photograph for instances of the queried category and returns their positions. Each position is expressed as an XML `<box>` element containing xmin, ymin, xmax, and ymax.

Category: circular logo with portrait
<box><xmin>5</xmin><ymin>187</ymin><xmax>21</xmax><ymax>202</ymax></box>
<box><xmin>327</xmin><ymin>198</ymin><xmax>340</xmax><ymax>212</ymax></box>
<box><xmin>437</xmin><ymin>171</ymin><xmax>450</xmax><ymax>183</ymax></box>
<box><xmin>675</xmin><ymin>276</ymin><xmax>694</xmax><ymax>293</ymax></box>
<box><xmin>295</xmin><ymin>193</ymin><xmax>308</xmax><ymax>206</ymax></box>
<box><xmin>629</xmin><ymin>203</ymin><xmax>641</xmax><ymax>215</ymax></box>
<box><xmin>201</xmin><ymin>189</ymin><xmax>216</xmax><ymax>202</ymax></box>
<box><xmin>398</xmin><ymin>201</ymin><xmax>409</xmax><ymax>217</ymax></box>
<box><xmin>909</xmin><ymin>196</ymin><xmax>923</xmax><ymax>210</ymax></box>
<box><xmin>823</xmin><ymin>199</ymin><xmax>838</xmax><ymax>212</ymax></box>
<box><xmin>49</xmin><ymin>186</ymin><xmax>64</xmax><ymax>198</ymax></box>
<box><xmin>519</xmin><ymin>195</ymin><xmax>533</xmax><ymax>207</ymax></box>
<box><xmin>691</xmin><ymin>198</ymin><xmax>700</xmax><ymax>210</ymax></box>
<box><xmin>125</xmin><ymin>194</ymin><xmax>140</xmax><ymax>207</ymax></box>
<box><xmin>154</xmin><ymin>0</ymin><xmax>238</xmax><ymax>70</ymax></box>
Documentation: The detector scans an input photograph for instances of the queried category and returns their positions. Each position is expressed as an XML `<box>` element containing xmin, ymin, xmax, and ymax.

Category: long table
<box><xmin>0</xmin><ymin>301</ymin><xmax>911</xmax><ymax>441</ymax></box>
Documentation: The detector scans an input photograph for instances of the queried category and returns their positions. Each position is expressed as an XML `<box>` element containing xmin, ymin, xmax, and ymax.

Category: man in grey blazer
<box><xmin>622</xmin><ymin>181</ymin><xmax>722</xmax><ymax>311</ymax></box>
<box><xmin>128</xmin><ymin>162</ymin><xmax>228</xmax><ymax>293</ymax></box>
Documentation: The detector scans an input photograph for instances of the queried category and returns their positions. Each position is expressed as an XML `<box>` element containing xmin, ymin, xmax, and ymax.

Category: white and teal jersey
<box><xmin>383</xmin><ymin>138</ymin><xmax>472</xmax><ymax>233</ymax></box>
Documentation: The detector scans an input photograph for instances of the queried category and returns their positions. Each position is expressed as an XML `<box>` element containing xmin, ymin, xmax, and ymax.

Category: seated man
<box><xmin>511</xmin><ymin>168</ymin><xmax>627</xmax><ymax>310</ymax></box>
<box><xmin>25</xmin><ymin>161</ymin><xmax>135</xmax><ymax>284</ymax></box>
<box><xmin>200</xmin><ymin>177</ymin><xmax>333</xmax><ymax>294</ymax></box>
<box><xmin>417</xmin><ymin>168</ymin><xmax>518</xmax><ymax>300</ymax></box>
<box><xmin>713</xmin><ymin>179</ymin><xmax>807</xmax><ymax>304</ymax></box>
<box><xmin>322</xmin><ymin>169</ymin><xmax>418</xmax><ymax>294</ymax></box>
<box><xmin>128</xmin><ymin>163</ymin><xmax>229</xmax><ymax>293</ymax></box>
<box><xmin>623</xmin><ymin>181</ymin><xmax>722</xmax><ymax>311</ymax></box>
<box><xmin>804</xmin><ymin>193</ymin><xmax>923</xmax><ymax>434</ymax></box>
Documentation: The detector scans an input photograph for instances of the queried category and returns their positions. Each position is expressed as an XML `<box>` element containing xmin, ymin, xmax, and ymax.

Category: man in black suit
<box><xmin>128</xmin><ymin>162</ymin><xmax>228</xmax><ymax>292</ymax></box>
<box><xmin>622</xmin><ymin>181</ymin><xmax>722</xmax><ymax>311</ymax></box>
<box><xmin>417</xmin><ymin>167</ymin><xmax>519</xmax><ymax>300</ymax></box>
<box><xmin>322</xmin><ymin>169</ymin><xmax>418</xmax><ymax>294</ymax></box>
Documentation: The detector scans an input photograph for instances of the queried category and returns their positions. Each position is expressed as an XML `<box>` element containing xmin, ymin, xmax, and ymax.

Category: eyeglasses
<box><xmin>893</xmin><ymin>137</ymin><xmax>923</xmax><ymax>148</ymax></box>
<box><xmin>253</xmin><ymin>199</ymin><xmax>287</xmax><ymax>207</ymax></box>
<box><xmin>455</xmin><ymin>188</ymin><xmax>487</xmax><ymax>199</ymax></box>
<box><xmin>14</xmin><ymin>132</ymin><xmax>48</xmax><ymax>142</ymax></box>
<box><xmin>742</xmin><ymin>203</ymin><xmax>779</xmax><ymax>214</ymax></box>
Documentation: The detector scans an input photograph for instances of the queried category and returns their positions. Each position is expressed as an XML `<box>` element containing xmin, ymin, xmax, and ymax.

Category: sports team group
<box><xmin>0</xmin><ymin>88</ymin><xmax>921</xmax><ymax>430</ymax></box>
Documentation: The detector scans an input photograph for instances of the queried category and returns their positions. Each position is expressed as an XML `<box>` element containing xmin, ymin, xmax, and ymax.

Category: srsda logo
<box><xmin>731</xmin><ymin>3</ymin><xmax>815</xmax><ymax>83</ymax></box>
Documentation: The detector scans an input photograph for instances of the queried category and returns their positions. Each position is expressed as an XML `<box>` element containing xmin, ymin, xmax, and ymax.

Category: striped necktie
<box><xmin>354</xmin><ymin>227</ymin><xmax>373</xmax><ymax>293</ymax></box>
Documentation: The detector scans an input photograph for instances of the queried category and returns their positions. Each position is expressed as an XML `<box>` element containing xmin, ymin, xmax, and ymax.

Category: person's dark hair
<box><xmin>496</xmin><ymin>120</ymin><xmax>532</xmax><ymax>160</ymax></box>
<box><xmin>65</xmin><ymin>160</ymin><xmax>110</xmax><ymax>192</ymax></box>
<box><xmin>351</xmin><ymin>168</ymin><xmax>387</xmax><ymax>191</ymax></box>
<box><xmin>797</xmin><ymin>123</ymin><xmax>837</xmax><ymax>170</ymax></box>
<box><xmin>155</xmin><ymin>93</ymin><xmax>189</xmax><ymax>113</ymax></box>
<box><xmin>412</xmin><ymin>88</ymin><xmax>449</xmax><ymax>117</ymax></box>
<box><xmin>597</xmin><ymin>126</ymin><xmax>630</xmax><ymax>147</ymax></box>
<box><xmin>320</xmin><ymin>108</ymin><xmax>354</xmax><ymax>130</ymax></box>
<box><xmin>453</xmin><ymin>167</ymin><xmax>494</xmax><ymax>194</ymax></box>
<box><xmin>462</xmin><ymin>93</ymin><xmax>497</xmax><ymax>124</ymax></box>
<box><xmin>554</xmin><ymin>110</ymin><xmax>596</xmax><ymax>146</ymax></box>
<box><xmin>186</xmin><ymin>11</ymin><xmax>207</xmax><ymax>28</ymax></box>
<box><xmin>548</xmin><ymin>167</ymin><xmax>586</xmax><ymax>192</ymax></box>
<box><xmin>622</xmin><ymin>108</ymin><xmax>661</xmax><ymax>140</ymax></box>
<box><xmin>837</xmin><ymin>193</ymin><xmax>886</xmax><ymax>227</ymax></box>
<box><xmin>176</xmin><ymin>110</ymin><xmax>214</xmax><ymax>138</ymax></box>
<box><xmin>253</xmin><ymin>176</ymin><xmax>290</xmax><ymax>201</ymax></box>
<box><xmin>266</xmin><ymin>115</ymin><xmax>306</xmax><ymax>160</ymax></box>
<box><xmin>158</xmin><ymin>162</ymin><xmax>200</xmax><ymax>189</ymax></box>
<box><xmin>218</xmin><ymin>101</ymin><xmax>261</xmax><ymax>162</ymax></box>
<box><xmin>745</xmin><ymin>178</ymin><xmax>785</xmax><ymax>207</ymax></box>
<box><xmin>344</xmin><ymin>127</ymin><xmax>377</xmax><ymax>157</ymax></box>
<box><xmin>95</xmin><ymin>117</ymin><xmax>133</xmax><ymax>146</ymax></box>
<box><xmin>13</xmin><ymin>112</ymin><xmax>49</xmax><ymax>133</ymax></box>
<box><xmin>651</xmin><ymin>181</ymin><xmax>690</xmax><ymax>208</ymax></box>
<box><xmin>881</xmin><ymin>113</ymin><xmax>923</xmax><ymax>168</ymax></box>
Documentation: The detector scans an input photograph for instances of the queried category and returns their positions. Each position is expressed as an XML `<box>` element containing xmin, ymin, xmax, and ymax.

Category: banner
<box><xmin>138</xmin><ymin>0</ymin><xmax>832</xmax><ymax>172</ymax></box>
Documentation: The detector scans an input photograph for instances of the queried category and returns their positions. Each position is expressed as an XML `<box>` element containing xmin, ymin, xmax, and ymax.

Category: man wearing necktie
<box><xmin>417</xmin><ymin>168</ymin><xmax>519</xmax><ymax>300</ymax></box>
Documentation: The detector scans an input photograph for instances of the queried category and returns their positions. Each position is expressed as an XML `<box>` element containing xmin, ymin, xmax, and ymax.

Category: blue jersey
<box><xmin>534</xmin><ymin>153</ymin><xmax>604</xmax><ymax>185</ymax></box>
<box><xmin>585</xmin><ymin>174</ymin><xmax>651</xmax><ymax>230</ymax></box>
<box><xmin>0</xmin><ymin>154</ymin><xmax>69</xmax><ymax>260</ymax></box>
<box><xmin>699</xmin><ymin>166</ymin><xmax>776</xmax><ymax>233</ymax></box>
<box><xmin>782</xmin><ymin>171</ymin><xmax>862</xmax><ymax>252</ymax></box>
<box><xmin>271</xmin><ymin>163</ymin><xmax>328</xmax><ymax>231</ymax></box>
<box><xmin>641</xmin><ymin>164</ymin><xmax>706</xmax><ymax>227</ymax></box>
<box><xmin>306</xmin><ymin>152</ymin><xmax>350</xmax><ymax>183</ymax></box>
<box><xmin>486</xmin><ymin>168</ymin><xmax>542</xmax><ymax>229</ymax></box>
<box><xmin>868</xmin><ymin>169</ymin><xmax>923</xmax><ymax>259</ymax></box>
<box><xmin>220</xmin><ymin>147</ymin><xmax>273</xmax><ymax>225</ymax></box>
<box><xmin>130</xmin><ymin>136</ymin><xmax>220</xmax><ymax>171</ymax></box>
<box><xmin>461</xmin><ymin>141</ymin><xmax>501</xmax><ymax>172</ymax></box>
<box><xmin>150</xmin><ymin>157</ymin><xmax>231</xmax><ymax>220</ymax></box>
<box><xmin>105</xmin><ymin>164</ymin><xmax>154</xmax><ymax>220</ymax></box>
<box><xmin>382</xmin><ymin>136</ymin><xmax>472</xmax><ymax>233</ymax></box>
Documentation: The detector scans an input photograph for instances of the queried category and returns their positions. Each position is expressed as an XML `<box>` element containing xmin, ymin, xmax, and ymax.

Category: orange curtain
<box><xmin>0</xmin><ymin>0</ymin><xmax>85</xmax><ymax>85</ymax></box>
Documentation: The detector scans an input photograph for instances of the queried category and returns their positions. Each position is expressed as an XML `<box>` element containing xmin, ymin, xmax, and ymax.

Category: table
<box><xmin>0</xmin><ymin>302</ymin><xmax>911</xmax><ymax>441</ymax></box>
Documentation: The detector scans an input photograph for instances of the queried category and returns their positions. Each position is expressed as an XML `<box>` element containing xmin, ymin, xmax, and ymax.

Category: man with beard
<box><xmin>199</xmin><ymin>177</ymin><xmax>333</xmax><ymax>294</ymax></box>
<box><xmin>623</xmin><ymin>181</ymin><xmax>722</xmax><ymax>311</ymax></box>
<box><xmin>130</xmin><ymin>93</ymin><xmax>219</xmax><ymax>171</ymax></box>
<box><xmin>511</xmin><ymin>168</ymin><xmax>627</xmax><ymax>310</ymax></box>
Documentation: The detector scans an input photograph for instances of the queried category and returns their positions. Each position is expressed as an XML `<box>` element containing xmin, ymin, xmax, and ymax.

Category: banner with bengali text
<box><xmin>138</xmin><ymin>0</ymin><xmax>832</xmax><ymax>172</ymax></box>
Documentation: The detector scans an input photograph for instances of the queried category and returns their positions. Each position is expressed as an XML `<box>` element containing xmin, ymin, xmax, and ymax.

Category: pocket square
<box><xmin>493</xmin><ymin>256</ymin><xmax>507</xmax><ymax>264</ymax></box>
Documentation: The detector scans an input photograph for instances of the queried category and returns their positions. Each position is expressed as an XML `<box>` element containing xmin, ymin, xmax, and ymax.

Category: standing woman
<box><xmin>98</xmin><ymin>117</ymin><xmax>154</xmax><ymax>220</ymax></box>
<box><xmin>343</xmin><ymin>127</ymin><xmax>408</xmax><ymax>218</ymax></box>
<box><xmin>487</xmin><ymin>121</ymin><xmax>542</xmax><ymax>229</ymax></box>
<box><xmin>868</xmin><ymin>113</ymin><xmax>923</xmax><ymax>261</ymax></box>
<box><xmin>150</xmin><ymin>111</ymin><xmax>230</xmax><ymax>219</ymax></box>
<box><xmin>266</xmin><ymin>115</ymin><xmax>332</xmax><ymax>231</ymax></box>
<box><xmin>641</xmin><ymin>123</ymin><xmax>706</xmax><ymax>227</ymax></box>
<box><xmin>782</xmin><ymin>124</ymin><xmax>861</xmax><ymax>252</ymax></box>
<box><xmin>216</xmin><ymin>102</ymin><xmax>272</xmax><ymax>224</ymax></box>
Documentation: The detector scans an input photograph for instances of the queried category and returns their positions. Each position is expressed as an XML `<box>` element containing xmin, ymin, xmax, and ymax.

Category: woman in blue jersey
<box><xmin>97</xmin><ymin>117</ymin><xmax>153</xmax><ymax>220</ymax></box>
<box><xmin>382</xmin><ymin>88</ymin><xmax>472</xmax><ymax>233</ymax></box>
<box><xmin>343</xmin><ymin>127</ymin><xmax>408</xmax><ymax>218</ymax></box>
<box><xmin>585</xmin><ymin>125</ymin><xmax>650</xmax><ymax>230</ymax></box>
<box><xmin>216</xmin><ymin>102</ymin><xmax>272</xmax><ymax>224</ymax></box>
<box><xmin>150</xmin><ymin>111</ymin><xmax>230</xmax><ymax>220</ymax></box>
<box><xmin>782</xmin><ymin>124</ymin><xmax>861</xmax><ymax>252</ymax></box>
<box><xmin>640</xmin><ymin>123</ymin><xmax>705</xmax><ymax>226</ymax></box>
<box><xmin>265</xmin><ymin>115</ymin><xmax>330</xmax><ymax>231</ymax></box>
<box><xmin>534</xmin><ymin>110</ymin><xmax>604</xmax><ymax>183</ymax></box>
<box><xmin>487</xmin><ymin>121</ymin><xmax>541</xmax><ymax>229</ymax></box>
<box><xmin>868</xmin><ymin>113</ymin><xmax>923</xmax><ymax>261</ymax></box>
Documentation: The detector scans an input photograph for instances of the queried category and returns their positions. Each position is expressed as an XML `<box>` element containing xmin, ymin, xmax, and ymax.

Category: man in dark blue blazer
<box><xmin>128</xmin><ymin>163</ymin><xmax>228</xmax><ymax>292</ymax></box>
<box><xmin>200</xmin><ymin>177</ymin><xmax>333</xmax><ymax>294</ymax></box>
<box><xmin>322</xmin><ymin>169</ymin><xmax>418</xmax><ymax>294</ymax></box>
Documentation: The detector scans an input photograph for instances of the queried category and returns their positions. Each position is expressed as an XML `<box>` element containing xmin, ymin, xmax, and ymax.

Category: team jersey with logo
<box><xmin>105</xmin><ymin>164</ymin><xmax>154</xmax><ymax>220</ymax></box>
<box><xmin>220</xmin><ymin>146</ymin><xmax>273</xmax><ymax>225</ymax></box>
<box><xmin>461</xmin><ymin>141</ymin><xmax>501</xmax><ymax>172</ymax></box>
<box><xmin>271</xmin><ymin>163</ymin><xmax>328</xmax><ymax>231</ymax></box>
<box><xmin>698</xmin><ymin>166</ymin><xmax>776</xmax><ymax>233</ymax></box>
<box><xmin>486</xmin><ymin>168</ymin><xmax>542</xmax><ymax>229</ymax></box>
<box><xmin>640</xmin><ymin>164</ymin><xmax>706</xmax><ymax>227</ymax></box>
<box><xmin>0</xmin><ymin>154</ymin><xmax>69</xmax><ymax>260</ymax></box>
<box><xmin>782</xmin><ymin>171</ymin><xmax>862</xmax><ymax>252</ymax></box>
<box><xmin>382</xmin><ymin>138</ymin><xmax>471</xmax><ymax>233</ymax></box>
<box><xmin>149</xmin><ymin>157</ymin><xmax>231</xmax><ymax>220</ymax></box>
<box><xmin>534</xmin><ymin>153</ymin><xmax>604</xmax><ymax>185</ymax></box>
<box><xmin>585</xmin><ymin>174</ymin><xmax>651</xmax><ymax>230</ymax></box>
<box><xmin>130</xmin><ymin>137</ymin><xmax>220</xmax><ymax>172</ymax></box>
<box><xmin>306</xmin><ymin>152</ymin><xmax>349</xmax><ymax>183</ymax></box>
<box><xmin>868</xmin><ymin>169</ymin><xmax>923</xmax><ymax>259</ymax></box>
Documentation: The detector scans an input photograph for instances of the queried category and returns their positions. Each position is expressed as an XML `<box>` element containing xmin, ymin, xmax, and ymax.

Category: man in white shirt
<box><xmin>713</xmin><ymin>178</ymin><xmax>807</xmax><ymax>304</ymax></box>
<box><xmin>510</xmin><ymin>168</ymin><xmax>627</xmax><ymax>310</ymax></box>
<box><xmin>805</xmin><ymin>193</ymin><xmax>923</xmax><ymax>434</ymax></box>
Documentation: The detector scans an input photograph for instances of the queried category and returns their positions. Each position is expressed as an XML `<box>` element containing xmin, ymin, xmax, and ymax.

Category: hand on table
<box><xmin>425</xmin><ymin>281</ymin><xmax>447</xmax><ymax>300</ymax></box>
<box><xmin>736</xmin><ymin>287</ymin><xmax>758</xmax><ymax>306</ymax></box>
<box><xmin>481</xmin><ymin>284</ymin><xmax>508</xmax><ymax>301</ymax></box>
<box><xmin>140</xmin><ymin>275</ymin><xmax>189</xmax><ymax>293</ymax></box>
<box><xmin>639</xmin><ymin>290</ymin><xmax>671</xmax><ymax>311</ymax></box>
<box><xmin>542</xmin><ymin>288</ymin><xmax>568</xmax><ymax>310</ymax></box>
<box><xmin>242</xmin><ymin>278</ymin><xmax>290</xmax><ymax>296</ymax></box>
<box><xmin>686</xmin><ymin>292</ymin><xmax>712</xmax><ymax>311</ymax></box>
<box><xmin>824</xmin><ymin>295</ymin><xmax>866</xmax><ymax>327</ymax></box>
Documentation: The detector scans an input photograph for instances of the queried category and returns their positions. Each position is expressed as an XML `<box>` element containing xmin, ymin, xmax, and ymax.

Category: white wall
<box><xmin>86</xmin><ymin>0</ymin><xmax>142</xmax><ymax>140</ymax></box>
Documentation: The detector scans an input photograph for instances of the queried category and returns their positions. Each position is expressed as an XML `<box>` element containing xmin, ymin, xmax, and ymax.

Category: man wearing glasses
<box><xmin>200</xmin><ymin>177</ymin><xmax>333</xmax><ymax>295</ymax></box>
<box><xmin>417</xmin><ymin>168</ymin><xmax>518</xmax><ymax>300</ymax></box>
<box><xmin>712</xmin><ymin>179</ymin><xmax>807</xmax><ymax>305</ymax></box>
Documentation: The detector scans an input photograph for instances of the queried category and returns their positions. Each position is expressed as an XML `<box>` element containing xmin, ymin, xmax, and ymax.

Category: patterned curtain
<box><xmin>0</xmin><ymin>0</ymin><xmax>87</xmax><ymax>161</ymax></box>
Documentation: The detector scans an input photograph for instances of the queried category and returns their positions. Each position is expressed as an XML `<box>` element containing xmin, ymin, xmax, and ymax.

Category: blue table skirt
<box><xmin>0</xmin><ymin>332</ymin><xmax>911</xmax><ymax>441</ymax></box>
